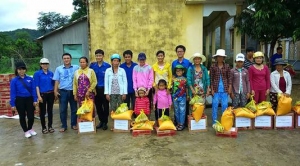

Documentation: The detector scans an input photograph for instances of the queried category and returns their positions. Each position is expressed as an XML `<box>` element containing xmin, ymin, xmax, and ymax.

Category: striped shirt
<box><xmin>243</xmin><ymin>58</ymin><xmax>253</xmax><ymax>69</ymax></box>
<box><xmin>134</xmin><ymin>97</ymin><xmax>150</xmax><ymax>115</ymax></box>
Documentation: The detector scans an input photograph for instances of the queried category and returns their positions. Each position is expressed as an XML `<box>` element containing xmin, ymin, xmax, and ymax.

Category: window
<box><xmin>63</xmin><ymin>44</ymin><xmax>83</xmax><ymax>65</ymax></box>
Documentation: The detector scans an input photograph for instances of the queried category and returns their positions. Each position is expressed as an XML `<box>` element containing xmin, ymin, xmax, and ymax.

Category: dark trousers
<box><xmin>39</xmin><ymin>92</ymin><xmax>55</xmax><ymax>129</ymax></box>
<box><xmin>59</xmin><ymin>89</ymin><xmax>77</xmax><ymax>129</ymax></box>
<box><xmin>16</xmin><ymin>97</ymin><xmax>35</xmax><ymax>132</ymax></box>
<box><xmin>95</xmin><ymin>87</ymin><xmax>109</xmax><ymax>123</ymax></box>
<box><xmin>155</xmin><ymin>108</ymin><xmax>170</xmax><ymax>120</ymax></box>
<box><xmin>185</xmin><ymin>101</ymin><xmax>189</xmax><ymax>126</ymax></box>
<box><xmin>124</xmin><ymin>92</ymin><xmax>135</xmax><ymax>110</ymax></box>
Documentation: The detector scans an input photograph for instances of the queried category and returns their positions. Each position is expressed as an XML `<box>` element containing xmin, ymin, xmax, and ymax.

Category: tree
<box><xmin>234</xmin><ymin>0</ymin><xmax>300</xmax><ymax>58</ymax></box>
<box><xmin>70</xmin><ymin>0</ymin><xmax>87</xmax><ymax>22</ymax></box>
<box><xmin>0</xmin><ymin>34</ymin><xmax>14</xmax><ymax>58</ymax></box>
<box><xmin>37</xmin><ymin>12</ymin><xmax>70</xmax><ymax>34</ymax></box>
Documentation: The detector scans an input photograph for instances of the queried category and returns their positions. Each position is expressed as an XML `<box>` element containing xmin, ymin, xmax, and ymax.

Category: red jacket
<box><xmin>134</xmin><ymin>97</ymin><xmax>150</xmax><ymax>115</ymax></box>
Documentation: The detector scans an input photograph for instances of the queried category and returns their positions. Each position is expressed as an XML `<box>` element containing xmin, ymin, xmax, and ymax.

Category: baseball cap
<box><xmin>138</xmin><ymin>53</ymin><xmax>146</xmax><ymax>60</ymax></box>
<box><xmin>235</xmin><ymin>53</ymin><xmax>245</xmax><ymax>61</ymax></box>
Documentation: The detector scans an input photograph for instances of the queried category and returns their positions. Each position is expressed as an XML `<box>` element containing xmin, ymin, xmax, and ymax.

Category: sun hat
<box><xmin>40</xmin><ymin>58</ymin><xmax>50</xmax><ymax>64</ymax></box>
<box><xmin>15</xmin><ymin>61</ymin><xmax>26</xmax><ymax>69</ymax></box>
<box><xmin>138</xmin><ymin>53</ymin><xmax>146</xmax><ymax>60</ymax></box>
<box><xmin>235</xmin><ymin>53</ymin><xmax>245</xmax><ymax>62</ymax></box>
<box><xmin>273</xmin><ymin>58</ymin><xmax>287</xmax><ymax>66</ymax></box>
<box><xmin>137</xmin><ymin>87</ymin><xmax>147</xmax><ymax>93</ymax></box>
<box><xmin>189</xmin><ymin>53</ymin><xmax>206</xmax><ymax>63</ymax></box>
<box><xmin>173</xmin><ymin>64</ymin><xmax>186</xmax><ymax>74</ymax></box>
<box><xmin>212</xmin><ymin>49</ymin><xmax>226</xmax><ymax>57</ymax></box>
<box><xmin>253</xmin><ymin>51</ymin><xmax>264</xmax><ymax>58</ymax></box>
<box><xmin>110</xmin><ymin>54</ymin><xmax>121</xmax><ymax>60</ymax></box>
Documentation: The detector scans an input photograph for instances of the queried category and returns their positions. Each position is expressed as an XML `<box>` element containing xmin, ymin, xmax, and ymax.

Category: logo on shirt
<box><xmin>27</xmin><ymin>80</ymin><xmax>31</xmax><ymax>83</ymax></box>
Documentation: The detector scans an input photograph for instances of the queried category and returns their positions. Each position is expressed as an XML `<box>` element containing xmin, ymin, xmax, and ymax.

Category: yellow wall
<box><xmin>88</xmin><ymin>0</ymin><xmax>203</xmax><ymax>65</ymax></box>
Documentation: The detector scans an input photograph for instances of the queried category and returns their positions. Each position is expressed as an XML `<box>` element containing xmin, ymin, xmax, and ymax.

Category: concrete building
<box><xmin>37</xmin><ymin>16</ymin><xmax>88</xmax><ymax>71</ymax></box>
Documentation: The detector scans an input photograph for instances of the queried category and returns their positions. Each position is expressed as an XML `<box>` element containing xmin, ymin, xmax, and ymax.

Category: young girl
<box><xmin>230</xmin><ymin>53</ymin><xmax>251</xmax><ymax>108</ymax></box>
<box><xmin>33</xmin><ymin>58</ymin><xmax>55</xmax><ymax>134</ymax></box>
<box><xmin>104</xmin><ymin>54</ymin><xmax>127</xmax><ymax>129</ymax></box>
<box><xmin>134</xmin><ymin>87</ymin><xmax>150</xmax><ymax>117</ymax></box>
<box><xmin>153</xmin><ymin>79</ymin><xmax>172</xmax><ymax>120</ymax></box>
<box><xmin>172</xmin><ymin>65</ymin><xmax>188</xmax><ymax>131</ymax></box>
<box><xmin>10</xmin><ymin>61</ymin><xmax>38</xmax><ymax>138</ymax></box>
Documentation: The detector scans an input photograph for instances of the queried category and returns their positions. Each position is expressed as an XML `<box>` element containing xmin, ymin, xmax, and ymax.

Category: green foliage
<box><xmin>0</xmin><ymin>28</ymin><xmax>43</xmax><ymax>40</ymax></box>
<box><xmin>70</xmin><ymin>0</ymin><xmax>87</xmax><ymax>21</ymax></box>
<box><xmin>37</xmin><ymin>12</ymin><xmax>70</xmax><ymax>34</ymax></box>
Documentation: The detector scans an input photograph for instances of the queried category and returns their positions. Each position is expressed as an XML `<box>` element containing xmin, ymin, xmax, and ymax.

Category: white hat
<box><xmin>213</xmin><ymin>49</ymin><xmax>227</xmax><ymax>57</ymax></box>
<box><xmin>235</xmin><ymin>53</ymin><xmax>245</xmax><ymax>61</ymax></box>
<box><xmin>40</xmin><ymin>58</ymin><xmax>50</xmax><ymax>64</ymax></box>
<box><xmin>189</xmin><ymin>53</ymin><xmax>206</xmax><ymax>63</ymax></box>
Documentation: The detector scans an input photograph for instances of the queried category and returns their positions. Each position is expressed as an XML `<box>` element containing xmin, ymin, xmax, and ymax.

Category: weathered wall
<box><xmin>88</xmin><ymin>0</ymin><xmax>203</xmax><ymax>64</ymax></box>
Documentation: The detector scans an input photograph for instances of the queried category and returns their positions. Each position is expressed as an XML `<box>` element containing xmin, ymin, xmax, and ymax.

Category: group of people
<box><xmin>9</xmin><ymin>45</ymin><xmax>292</xmax><ymax>138</ymax></box>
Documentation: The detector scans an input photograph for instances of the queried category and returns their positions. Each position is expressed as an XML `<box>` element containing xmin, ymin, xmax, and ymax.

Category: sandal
<box><xmin>71</xmin><ymin>126</ymin><xmax>78</xmax><ymax>130</ymax></box>
<box><xmin>48</xmin><ymin>127</ymin><xmax>55</xmax><ymax>133</ymax></box>
<box><xmin>42</xmin><ymin>128</ymin><xmax>48</xmax><ymax>134</ymax></box>
<box><xmin>59</xmin><ymin>128</ymin><xmax>67</xmax><ymax>133</ymax></box>
<box><xmin>177</xmin><ymin>125</ymin><xmax>185</xmax><ymax>131</ymax></box>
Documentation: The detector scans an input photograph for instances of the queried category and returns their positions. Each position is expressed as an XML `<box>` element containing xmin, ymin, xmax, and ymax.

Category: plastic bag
<box><xmin>221</xmin><ymin>107</ymin><xmax>234</xmax><ymax>131</ymax></box>
<box><xmin>245</xmin><ymin>95</ymin><xmax>257</xmax><ymax>113</ymax></box>
<box><xmin>233</xmin><ymin>107</ymin><xmax>256</xmax><ymax>118</ymax></box>
<box><xmin>115</xmin><ymin>103</ymin><xmax>129</xmax><ymax>114</ymax></box>
<box><xmin>257</xmin><ymin>101</ymin><xmax>272</xmax><ymax>110</ymax></box>
<box><xmin>131</xmin><ymin>121</ymin><xmax>155</xmax><ymax>130</ymax></box>
<box><xmin>134</xmin><ymin>110</ymin><xmax>149</xmax><ymax>123</ymax></box>
<box><xmin>79</xmin><ymin>109</ymin><xmax>93</xmax><ymax>121</ymax></box>
<box><xmin>192</xmin><ymin>103</ymin><xmax>205</xmax><ymax>122</ymax></box>
<box><xmin>158</xmin><ymin>109</ymin><xmax>171</xmax><ymax>126</ymax></box>
<box><xmin>189</xmin><ymin>95</ymin><xmax>204</xmax><ymax>105</ymax></box>
<box><xmin>158</xmin><ymin>120</ymin><xmax>176</xmax><ymax>130</ymax></box>
<box><xmin>111</xmin><ymin>110</ymin><xmax>133</xmax><ymax>120</ymax></box>
<box><xmin>76</xmin><ymin>99</ymin><xmax>94</xmax><ymax>115</ymax></box>
<box><xmin>256</xmin><ymin>101</ymin><xmax>275</xmax><ymax>116</ymax></box>
<box><xmin>277</xmin><ymin>94</ymin><xmax>292</xmax><ymax>115</ymax></box>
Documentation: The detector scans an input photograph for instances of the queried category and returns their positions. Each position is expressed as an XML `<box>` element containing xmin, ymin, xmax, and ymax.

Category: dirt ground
<box><xmin>1</xmin><ymin>85</ymin><xmax>300</xmax><ymax>166</ymax></box>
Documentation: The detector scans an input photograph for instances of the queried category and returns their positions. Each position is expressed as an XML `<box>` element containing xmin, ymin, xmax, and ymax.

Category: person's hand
<box><xmin>94</xmin><ymin>90</ymin><xmax>97</xmax><ymax>96</ymax></box>
<box><xmin>230</xmin><ymin>93</ymin><xmax>235</xmax><ymax>99</ymax></box>
<box><xmin>33</xmin><ymin>102</ymin><xmax>38</xmax><ymax>107</ymax></box>
<box><xmin>106</xmin><ymin>94</ymin><xmax>110</xmax><ymax>101</ymax></box>
<box><xmin>74</xmin><ymin>96</ymin><xmax>78</xmax><ymax>101</ymax></box>
<box><xmin>246</xmin><ymin>93</ymin><xmax>251</xmax><ymax>99</ymax></box>
<box><xmin>11</xmin><ymin>107</ymin><xmax>16</xmax><ymax>116</ymax></box>
<box><xmin>228</xmin><ymin>87</ymin><xmax>232</xmax><ymax>94</ymax></box>
<box><xmin>146</xmin><ymin>90</ymin><xmax>149</xmax><ymax>96</ymax></box>
<box><xmin>38</xmin><ymin>96</ymin><xmax>43</xmax><ymax>103</ymax></box>
<box><xmin>265</xmin><ymin>89</ymin><xmax>270</xmax><ymax>96</ymax></box>
<box><xmin>54</xmin><ymin>91</ymin><xmax>60</xmax><ymax>100</ymax></box>
<box><xmin>211</xmin><ymin>89</ymin><xmax>215</xmax><ymax>96</ymax></box>
<box><xmin>191</xmin><ymin>89</ymin><xmax>196</xmax><ymax>96</ymax></box>
<box><xmin>251</xmin><ymin>90</ymin><xmax>255</xmax><ymax>96</ymax></box>
<box><xmin>135</xmin><ymin>91</ymin><xmax>139</xmax><ymax>97</ymax></box>
<box><xmin>122</xmin><ymin>94</ymin><xmax>126</xmax><ymax>101</ymax></box>
<box><xmin>85</xmin><ymin>91</ymin><xmax>90</xmax><ymax>98</ymax></box>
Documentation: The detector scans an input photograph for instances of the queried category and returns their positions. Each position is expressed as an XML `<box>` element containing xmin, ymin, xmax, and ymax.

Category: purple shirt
<box><xmin>153</xmin><ymin>89</ymin><xmax>172</xmax><ymax>109</ymax></box>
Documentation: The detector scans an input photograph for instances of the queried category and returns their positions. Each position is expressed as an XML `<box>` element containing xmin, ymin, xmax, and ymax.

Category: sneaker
<box><xmin>28</xmin><ymin>129</ymin><xmax>37</xmax><ymax>136</ymax></box>
<box><xmin>25</xmin><ymin>131</ymin><xmax>31</xmax><ymax>138</ymax></box>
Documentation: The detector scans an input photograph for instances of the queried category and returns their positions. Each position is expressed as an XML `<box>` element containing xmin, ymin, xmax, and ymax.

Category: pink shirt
<box><xmin>153</xmin><ymin>89</ymin><xmax>172</xmax><ymax>109</ymax></box>
<box><xmin>248</xmin><ymin>65</ymin><xmax>270</xmax><ymax>91</ymax></box>
<box><xmin>132</xmin><ymin>64</ymin><xmax>154</xmax><ymax>91</ymax></box>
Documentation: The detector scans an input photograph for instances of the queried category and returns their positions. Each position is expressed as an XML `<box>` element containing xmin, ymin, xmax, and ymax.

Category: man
<box><xmin>270</xmin><ymin>47</ymin><xmax>283</xmax><ymax>71</ymax></box>
<box><xmin>90</xmin><ymin>49</ymin><xmax>111</xmax><ymax>130</ymax></box>
<box><xmin>243</xmin><ymin>47</ymin><xmax>255</xmax><ymax>69</ymax></box>
<box><xmin>120</xmin><ymin>50</ymin><xmax>137</xmax><ymax>110</ymax></box>
<box><xmin>53</xmin><ymin>53</ymin><xmax>79</xmax><ymax>132</ymax></box>
<box><xmin>171</xmin><ymin>45</ymin><xmax>191</xmax><ymax>127</ymax></box>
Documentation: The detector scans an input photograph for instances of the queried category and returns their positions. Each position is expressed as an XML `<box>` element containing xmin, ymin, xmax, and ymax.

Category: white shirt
<box><xmin>270</xmin><ymin>70</ymin><xmax>292</xmax><ymax>94</ymax></box>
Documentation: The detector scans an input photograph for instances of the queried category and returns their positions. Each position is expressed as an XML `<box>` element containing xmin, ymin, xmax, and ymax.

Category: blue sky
<box><xmin>0</xmin><ymin>0</ymin><xmax>74</xmax><ymax>31</ymax></box>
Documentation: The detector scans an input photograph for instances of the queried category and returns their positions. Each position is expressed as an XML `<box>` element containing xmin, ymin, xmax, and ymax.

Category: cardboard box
<box><xmin>294</xmin><ymin>112</ymin><xmax>300</xmax><ymax>129</ymax></box>
<box><xmin>234</xmin><ymin>117</ymin><xmax>254</xmax><ymax>130</ymax></box>
<box><xmin>216</xmin><ymin>127</ymin><xmax>238</xmax><ymax>138</ymax></box>
<box><xmin>254</xmin><ymin>116</ymin><xmax>274</xmax><ymax>129</ymax></box>
<box><xmin>112</xmin><ymin>119</ymin><xmax>131</xmax><ymax>132</ymax></box>
<box><xmin>274</xmin><ymin>112</ymin><xmax>294</xmax><ymax>130</ymax></box>
<box><xmin>188</xmin><ymin>115</ymin><xmax>208</xmax><ymax>132</ymax></box>
<box><xmin>77</xmin><ymin>118</ymin><xmax>96</xmax><ymax>134</ymax></box>
<box><xmin>155</xmin><ymin>127</ymin><xmax>176</xmax><ymax>137</ymax></box>
<box><xmin>132</xmin><ymin>130</ymin><xmax>152</xmax><ymax>137</ymax></box>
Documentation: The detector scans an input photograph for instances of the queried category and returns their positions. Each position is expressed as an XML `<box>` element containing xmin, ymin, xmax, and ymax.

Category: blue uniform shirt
<box><xmin>53</xmin><ymin>64</ymin><xmax>79</xmax><ymax>90</ymax></box>
<box><xmin>120</xmin><ymin>61</ymin><xmax>137</xmax><ymax>93</ymax></box>
<box><xmin>90</xmin><ymin>62</ymin><xmax>111</xmax><ymax>87</ymax></box>
<box><xmin>172</xmin><ymin>58</ymin><xmax>192</xmax><ymax>76</ymax></box>
<box><xmin>10</xmin><ymin>75</ymin><xmax>38</xmax><ymax>107</ymax></box>
<box><xmin>33</xmin><ymin>69</ymin><xmax>54</xmax><ymax>93</ymax></box>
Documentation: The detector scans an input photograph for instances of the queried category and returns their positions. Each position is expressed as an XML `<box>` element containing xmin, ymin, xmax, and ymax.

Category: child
<box><xmin>10</xmin><ymin>61</ymin><xmax>38</xmax><ymax>138</ymax></box>
<box><xmin>210</xmin><ymin>49</ymin><xmax>232</xmax><ymax>124</ymax></box>
<box><xmin>134</xmin><ymin>87</ymin><xmax>150</xmax><ymax>118</ymax></box>
<box><xmin>153</xmin><ymin>79</ymin><xmax>172</xmax><ymax>121</ymax></box>
<box><xmin>230</xmin><ymin>53</ymin><xmax>251</xmax><ymax>108</ymax></box>
<box><xmin>172</xmin><ymin>65</ymin><xmax>188</xmax><ymax>131</ymax></box>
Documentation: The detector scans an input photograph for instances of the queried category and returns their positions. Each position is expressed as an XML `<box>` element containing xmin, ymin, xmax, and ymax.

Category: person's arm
<box><xmin>227</xmin><ymin>65</ymin><xmax>232</xmax><ymax>94</ymax></box>
<box><xmin>122</xmin><ymin>69</ymin><xmax>128</xmax><ymax>95</ymax></box>
<box><xmin>132</xmin><ymin>67</ymin><xmax>137</xmax><ymax>94</ymax></box>
<box><xmin>265</xmin><ymin>66</ymin><xmax>271</xmax><ymax>89</ymax></box>
<box><xmin>73</xmin><ymin>71</ymin><xmax>78</xmax><ymax>97</ymax></box>
<box><xmin>248</xmin><ymin>67</ymin><xmax>254</xmax><ymax>91</ymax></box>
<box><xmin>53</xmin><ymin>67</ymin><xmax>60</xmax><ymax>98</ymax></box>
<box><xmin>152</xmin><ymin>65</ymin><xmax>157</xmax><ymax>88</ymax></box>
<box><xmin>270</xmin><ymin>73</ymin><xmax>282</xmax><ymax>93</ymax></box>
<box><xmin>245</xmin><ymin>70</ymin><xmax>251</xmax><ymax>95</ymax></box>
<box><xmin>186</xmin><ymin>67</ymin><xmax>194</xmax><ymax>97</ymax></box>
<box><xmin>168</xmin><ymin>93</ymin><xmax>172</xmax><ymax>108</ymax></box>
<box><xmin>286</xmin><ymin>72</ymin><xmax>292</xmax><ymax>95</ymax></box>
<box><xmin>89</xmin><ymin>70</ymin><xmax>97</xmax><ymax>91</ymax></box>
<box><xmin>205</xmin><ymin>67</ymin><xmax>211</xmax><ymax>95</ymax></box>
<box><xmin>148</xmin><ymin>67</ymin><xmax>154</xmax><ymax>91</ymax></box>
<box><xmin>10</xmin><ymin>79</ymin><xmax>16</xmax><ymax>108</ymax></box>
<box><xmin>167</xmin><ymin>64</ymin><xmax>173</xmax><ymax>90</ymax></box>
<box><xmin>104</xmin><ymin>69</ymin><xmax>109</xmax><ymax>95</ymax></box>
<box><xmin>31</xmin><ymin>78</ymin><xmax>38</xmax><ymax>103</ymax></box>
<box><xmin>153</xmin><ymin>92</ymin><xmax>157</xmax><ymax>106</ymax></box>
<box><xmin>210</xmin><ymin>66</ymin><xmax>215</xmax><ymax>94</ymax></box>
<box><xmin>33</xmin><ymin>72</ymin><xmax>42</xmax><ymax>102</ymax></box>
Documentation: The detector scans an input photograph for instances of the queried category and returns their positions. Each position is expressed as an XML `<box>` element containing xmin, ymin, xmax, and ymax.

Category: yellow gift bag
<box><xmin>110</xmin><ymin>103</ymin><xmax>133</xmax><ymax>120</ymax></box>
<box><xmin>233</xmin><ymin>107</ymin><xmax>256</xmax><ymax>118</ymax></box>
<box><xmin>131</xmin><ymin>121</ymin><xmax>155</xmax><ymax>130</ymax></box>
<box><xmin>221</xmin><ymin>107</ymin><xmax>234</xmax><ymax>131</ymax></box>
<box><xmin>158</xmin><ymin>120</ymin><xmax>176</xmax><ymax>130</ymax></box>
<box><xmin>245</xmin><ymin>95</ymin><xmax>257</xmax><ymax>113</ymax></box>
<box><xmin>192</xmin><ymin>103</ymin><xmax>205</xmax><ymax>122</ymax></box>
<box><xmin>78</xmin><ymin>99</ymin><xmax>94</xmax><ymax>121</ymax></box>
<box><xmin>293</xmin><ymin>101</ymin><xmax>300</xmax><ymax>114</ymax></box>
<box><xmin>256</xmin><ymin>101</ymin><xmax>275</xmax><ymax>116</ymax></box>
<box><xmin>158</xmin><ymin>109</ymin><xmax>171</xmax><ymax>126</ymax></box>
<box><xmin>277</xmin><ymin>94</ymin><xmax>292</xmax><ymax>115</ymax></box>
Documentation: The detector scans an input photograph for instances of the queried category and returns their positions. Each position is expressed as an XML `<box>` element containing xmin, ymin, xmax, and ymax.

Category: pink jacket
<box><xmin>132</xmin><ymin>64</ymin><xmax>154</xmax><ymax>91</ymax></box>
<box><xmin>153</xmin><ymin>89</ymin><xmax>172</xmax><ymax>109</ymax></box>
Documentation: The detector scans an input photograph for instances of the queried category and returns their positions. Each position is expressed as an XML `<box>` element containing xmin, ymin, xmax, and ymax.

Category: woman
<box><xmin>104</xmin><ymin>54</ymin><xmax>127</xmax><ymax>129</ymax></box>
<box><xmin>270</xmin><ymin>58</ymin><xmax>292</xmax><ymax>111</ymax></box>
<box><xmin>73</xmin><ymin>57</ymin><xmax>97</xmax><ymax>107</ymax></box>
<box><xmin>10</xmin><ymin>61</ymin><xmax>38</xmax><ymax>138</ymax></box>
<box><xmin>33</xmin><ymin>58</ymin><xmax>55</xmax><ymax>134</ymax></box>
<box><xmin>187</xmin><ymin>53</ymin><xmax>210</xmax><ymax>100</ymax></box>
<box><xmin>248</xmin><ymin>51</ymin><xmax>270</xmax><ymax>103</ymax></box>
<box><xmin>152</xmin><ymin>50</ymin><xmax>172</xmax><ymax>92</ymax></box>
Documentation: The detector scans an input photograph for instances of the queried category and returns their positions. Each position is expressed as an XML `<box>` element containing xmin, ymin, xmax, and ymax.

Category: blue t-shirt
<box><xmin>90</xmin><ymin>62</ymin><xmax>111</xmax><ymax>87</ymax></box>
<box><xmin>218</xmin><ymin>73</ymin><xmax>225</xmax><ymax>93</ymax></box>
<box><xmin>120</xmin><ymin>61</ymin><xmax>137</xmax><ymax>93</ymax></box>
<box><xmin>172</xmin><ymin>58</ymin><xmax>192</xmax><ymax>76</ymax></box>
<box><xmin>33</xmin><ymin>69</ymin><xmax>54</xmax><ymax>93</ymax></box>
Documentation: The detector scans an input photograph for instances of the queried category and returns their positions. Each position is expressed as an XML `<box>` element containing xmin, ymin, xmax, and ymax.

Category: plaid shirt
<box><xmin>210</xmin><ymin>63</ymin><xmax>232</xmax><ymax>92</ymax></box>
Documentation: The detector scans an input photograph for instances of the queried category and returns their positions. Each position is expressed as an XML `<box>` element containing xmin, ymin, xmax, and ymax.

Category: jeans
<box><xmin>124</xmin><ymin>92</ymin><xmax>135</xmax><ymax>110</ymax></box>
<box><xmin>16</xmin><ymin>97</ymin><xmax>35</xmax><ymax>132</ymax></box>
<box><xmin>39</xmin><ymin>92</ymin><xmax>55</xmax><ymax>129</ymax></box>
<box><xmin>59</xmin><ymin>89</ymin><xmax>77</xmax><ymax>129</ymax></box>
<box><xmin>95</xmin><ymin>87</ymin><xmax>109</xmax><ymax>123</ymax></box>
<box><xmin>173</xmin><ymin>97</ymin><xmax>186</xmax><ymax>125</ymax></box>
<box><xmin>212</xmin><ymin>92</ymin><xmax>228</xmax><ymax>124</ymax></box>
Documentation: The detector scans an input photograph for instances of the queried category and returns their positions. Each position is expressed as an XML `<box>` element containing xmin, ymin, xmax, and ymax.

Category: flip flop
<box><xmin>71</xmin><ymin>126</ymin><xmax>78</xmax><ymax>130</ymax></box>
<box><xmin>42</xmin><ymin>128</ymin><xmax>48</xmax><ymax>134</ymax></box>
<box><xmin>59</xmin><ymin>128</ymin><xmax>67</xmax><ymax>132</ymax></box>
<box><xmin>48</xmin><ymin>127</ymin><xmax>55</xmax><ymax>133</ymax></box>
